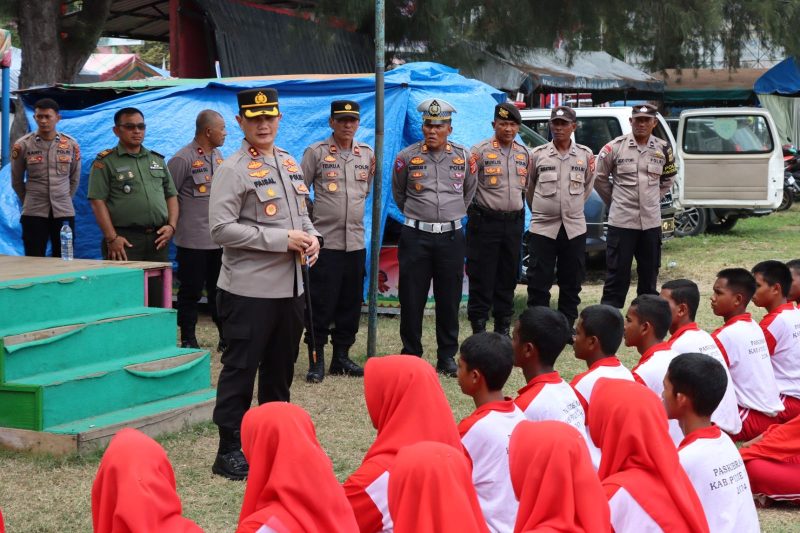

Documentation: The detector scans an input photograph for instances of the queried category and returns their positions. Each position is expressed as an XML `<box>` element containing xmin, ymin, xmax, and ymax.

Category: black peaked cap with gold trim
<box><xmin>238</xmin><ymin>88</ymin><xmax>279</xmax><ymax>118</ymax></box>
<box><xmin>331</xmin><ymin>100</ymin><xmax>360</xmax><ymax>119</ymax></box>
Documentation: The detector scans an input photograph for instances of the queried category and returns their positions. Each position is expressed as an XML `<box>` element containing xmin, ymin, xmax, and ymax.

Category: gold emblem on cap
<box><xmin>328</xmin><ymin>182</ymin><xmax>338</xmax><ymax>192</ymax></box>
<box><xmin>428</xmin><ymin>100</ymin><xmax>441</xmax><ymax>116</ymax></box>
<box><xmin>345</xmin><ymin>103</ymin><xmax>352</xmax><ymax>110</ymax></box>
<box><xmin>265</xmin><ymin>203</ymin><xmax>277</xmax><ymax>216</ymax></box>
<box><xmin>498</xmin><ymin>108</ymin><xmax>509</xmax><ymax>118</ymax></box>
<box><xmin>255</xmin><ymin>92</ymin><xmax>268</xmax><ymax>104</ymax></box>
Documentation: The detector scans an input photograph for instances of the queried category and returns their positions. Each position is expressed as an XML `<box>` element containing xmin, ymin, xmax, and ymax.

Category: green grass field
<box><xmin>2</xmin><ymin>208</ymin><xmax>800</xmax><ymax>532</ymax></box>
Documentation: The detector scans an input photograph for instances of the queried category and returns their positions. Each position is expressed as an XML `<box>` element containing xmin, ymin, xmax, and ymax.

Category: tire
<box><xmin>674</xmin><ymin>208</ymin><xmax>708</xmax><ymax>237</ymax></box>
<box><xmin>707</xmin><ymin>215</ymin><xmax>739</xmax><ymax>233</ymax></box>
<box><xmin>778</xmin><ymin>189</ymin><xmax>794</xmax><ymax>211</ymax></box>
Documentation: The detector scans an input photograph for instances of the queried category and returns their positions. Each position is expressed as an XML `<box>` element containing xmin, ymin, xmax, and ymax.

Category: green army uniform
<box><xmin>88</xmin><ymin>144</ymin><xmax>177</xmax><ymax>261</ymax></box>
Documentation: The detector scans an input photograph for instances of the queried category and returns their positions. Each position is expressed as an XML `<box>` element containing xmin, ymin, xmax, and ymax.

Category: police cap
<box><xmin>495</xmin><ymin>102</ymin><xmax>521</xmax><ymax>124</ymax></box>
<box><xmin>417</xmin><ymin>98</ymin><xmax>456</xmax><ymax>124</ymax></box>
<box><xmin>331</xmin><ymin>100</ymin><xmax>360</xmax><ymax>120</ymax></box>
<box><xmin>632</xmin><ymin>103</ymin><xmax>658</xmax><ymax>118</ymax></box>
<box><xmin>550</xmin><ymin>106</ymin><xmax>577</xmax><ymax>123</ymax></box>
<box><xmin>238</xmin><ymin>88</ymin><xmax>279</xmax><ymax>118</ymax></box>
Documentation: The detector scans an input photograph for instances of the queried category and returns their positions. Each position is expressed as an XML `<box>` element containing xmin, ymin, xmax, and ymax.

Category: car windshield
<box><xmin>683</xmin><ymin>115</ymin><xmax>773</xmax><ymax>154</ymax></box>
<box><xmin>518</xmin><ymin>123</ymin><xmax>548</xmax><ymax>148</ymax></box>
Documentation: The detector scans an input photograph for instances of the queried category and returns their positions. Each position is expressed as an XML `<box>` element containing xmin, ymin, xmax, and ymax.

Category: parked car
<box><xmin>671</xmin><ymin>108</ymin><xmax>784</xmax><ymax>236</ymax></box>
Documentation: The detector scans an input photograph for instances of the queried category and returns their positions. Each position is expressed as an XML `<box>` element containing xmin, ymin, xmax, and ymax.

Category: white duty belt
<box><xmin>403</xmin><ymin>217</ymin><xmax>462</xmax><ymax>234</ymax></box>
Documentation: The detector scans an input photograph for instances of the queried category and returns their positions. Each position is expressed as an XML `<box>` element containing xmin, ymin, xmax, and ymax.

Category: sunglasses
<box><xmin>118</xmin><ymin>123</ymin><xmax>146</xmax><ymax>131</ymax></box>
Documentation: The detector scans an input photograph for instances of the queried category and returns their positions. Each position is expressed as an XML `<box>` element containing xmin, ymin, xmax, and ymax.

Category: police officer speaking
<box><xmin>526</xmin><ymin>106</ymin><xmax>595</xmax><ymax>331</ymax></box>
<box><xmin>392</xmin><ymin>98</ymin><xmax>477</xmax><ymax>376</ymax></box>
<box><xmin>301</xmin><ymin>100</ymin><xmax>374</xmax><ymax>382</ymax></box>
<box><xmin>594</xmin><ymin>103</ymin><xmax>677</xmax><ymax>308</ymax></box>
<box><xmin>208</xmin><ymin>88</ymin><xmax>321</xmax><ymax>480</ymax></box>
<box><xmin>467</xmin><ymin>102</ymin><xmax>530</xmax><ymax>336</ymax></box>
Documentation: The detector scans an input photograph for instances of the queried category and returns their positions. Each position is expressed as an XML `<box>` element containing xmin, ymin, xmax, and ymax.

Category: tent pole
<box><xmin>367</xmin><ymin>0</ymin><xmax>385</xmax><ymax>359</ymax></box>
<box><xmin>1</xmin><ymin>66</ymin><xmax>9</xmax><ymax>168</ymax></box>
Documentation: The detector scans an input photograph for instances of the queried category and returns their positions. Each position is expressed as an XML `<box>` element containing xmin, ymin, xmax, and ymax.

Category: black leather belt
<box><xmin>469</xmin><ymin>205</ymin><xmax>524</xmax><ymax>220</ymax></box>
<box><xmin>116</xmin><ymin>225</ymin><xmax>163</xmax><ymax>234</ymax></box>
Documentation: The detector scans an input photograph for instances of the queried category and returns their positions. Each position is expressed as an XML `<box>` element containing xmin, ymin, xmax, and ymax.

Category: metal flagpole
<box><xmin>367</xmin><ymin>0</ymin><xmax>385</xmax><ymax>358</ymax></box>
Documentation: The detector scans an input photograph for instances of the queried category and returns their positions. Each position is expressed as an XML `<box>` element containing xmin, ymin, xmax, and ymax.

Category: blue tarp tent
<box><xmin>0</xmin><ymin>62</ymin><xmax>505</xmax><ymax>290</ymax></box>
<box><xmin>755</xmin><ymin>57</ymin><xmax>800</xmax><ymax>144</ymax></box>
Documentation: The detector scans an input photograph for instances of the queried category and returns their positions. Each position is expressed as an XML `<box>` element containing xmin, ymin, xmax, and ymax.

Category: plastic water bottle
<box><xmin>60</xmin><ymin>221</ymin><xmax>73</xmax><ymax>261</ymax></box>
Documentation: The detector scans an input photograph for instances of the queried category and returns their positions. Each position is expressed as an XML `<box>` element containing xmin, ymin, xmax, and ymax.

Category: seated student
<box><xmin>787</xmin><ymin>259</ymin><xmax>800</xmax><ymax>304</ymax></box>
<box><xmin>388</xmin><ymin>441</ymin><xmax>489</xmax><ymax>533</ymax></box>
<box><xmin>624</xmin><ymin>294</ymin><xmax>684</xmax><ymax>445</ymax></box>
<box><xmin>752</xmin><ymin>260</ymin><xmax>800</xmax><ymax>422</ymax></box>
<box><xmin>740</xmin><ymin>414</ymin><xmax>800</xmax><ymax>506</ymax></box>
<box><xmin>512</xmin><ymin>307</ymin><xmax>588</xmax><ymax>434</ymax></box>
<box><xmin>456</xmin><ymin>332</ymin><xmax>525</xmax><ymax>533</ymax></box>
<box><xmin>660</xmin><ymin>279</ymin><xmax>741</xmax><ymax>435</ymax></box>
<box><xmin>91</xmin><ymin>428</ymin><xmax>203</xmax><ymax>533</ymax></box>
<box><xmin>589</xmin><ymin>378</ymin><xmax>709</xmax><ymax>533</ymax></box>
<box><xmin>663</xmin><ymin>353</ymin><xmax>760</xmax><ymax>532</ymax></box>
<box><xmin>343</xmin><ymin>355</ymin><xmax>463</xmax><ymax>533</ymax></box>
<box><xmin>237</xmin><ymin>403</ymin><xmax>359</xmax><ymax>533</ymax></box>
<box><xmin>710</xmin><ymin>268</ymin><xmax>784</xmax><ymax>441</ymax></box>
<box><xmin>509</xmin><ymin>420</ymin><xmax>611</xmax><ymax>533</ymax></box>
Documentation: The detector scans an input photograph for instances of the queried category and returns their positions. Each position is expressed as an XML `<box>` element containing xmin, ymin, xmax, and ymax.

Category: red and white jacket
<box><xmin>632</xmin><ymin>342</ymin><xmax>684</xmax><ymax>445</ymax></box>
<box><xmin>759</xmin><ymin>302</ymin><xmax>800</xmax><ymax>397</ymax></box>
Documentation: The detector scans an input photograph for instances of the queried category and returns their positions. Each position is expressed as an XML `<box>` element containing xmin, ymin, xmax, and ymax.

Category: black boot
<box><xmin>212</xmin><ymin>428</ymin><xmax>248</xmax><ymax>480</ymax></box>
<box><xmin>305</xmin><ymin>345</ymin><xmax>325</xmax><ymax>383</ymax></box>
<box><xmin>329</xmin><ymin>345</ymin><xmax>364</xmax><ymax>376</ymax></box>
<box><xmin>493</xmin><ymin>318</ymin><xmax>512</xmax><ymax>337</ymax></box>
<box><xmin>436</xmin><ymin>356</ymin><xmax>458</xmax><ymax>377</ymax></box>
<box><xmin>470</xmin><ymin>318</ymin><xmax>487</xmax><ymax>335</ymax></box>
<box><xmin>216</xmin><ymin>324</ymin><xmax>227</xmax><ymax>352</ymax></box>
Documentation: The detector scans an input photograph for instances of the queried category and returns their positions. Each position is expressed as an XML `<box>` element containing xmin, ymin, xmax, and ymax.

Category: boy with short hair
<box><xmin>660</xmin><ymin>279</ymin><xmax>741</xmax><ymax>435</ymax></box>
<box><xmin>787</xmin><ymin>259</ymin><xmax>800</xmax><ymax>304</ymax></box>
<box><xmin>512</xmin><ymin>307</ymin><xmax>587</xmax><ymax>433</ymax></box>
<box><xmin>710</xmin><ymin>268</ymin><xmax>784</xmax><ymax>441</ymax></box>
<box><xmin>663</xmin><ymin>353</ymin><xmax>760</xmax><ymax>532</ymax></box>
<box><xmin>751</xmin><ymin>260</ymin><xmax>800</xmax><ymax>422</ymax></box>
<box><xmin>457</xmin><ymin>332</ymin><xmax>525</xmax><ymax>533</ymax></box>
<box><xmin>624</xmin><ymin>294</ymin><xmax>684</xmax><ymax>445</ymax></box>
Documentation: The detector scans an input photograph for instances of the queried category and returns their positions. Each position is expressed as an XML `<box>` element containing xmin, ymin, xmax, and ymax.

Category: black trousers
<box><xmin>21</xmin><ymin>213</ymin><xmax>74</xmax><ymax>257</ymax></box>
<box><xmin>304</xmin><ymin>248</ymin><xmax>365</xmax><ymax>350</ymax></box>
<box><xmin>601</xmin><ymin>225</ymin><xmax>662</xmax><ymax>309</ymax></box>
<box><xmin>176</xmin><ymin>246</ymin><xmax>223</xmax><ymax>340</ymax></box>
<box><xmin>398</xmin><ymin>225</ymin><xmax>465</xmax><ymax>360</ymax></box>
<box><xmin>101</xmin><ymin>227</ymin><xmax>169</xmax><ymax>307</ymax></box>
<box><xmin>466</xmin><ymin>210</ymin><xmax>523</xmax><ymax>324</ymax></box>
<box><xmin>526</xmin><ymin>226</ymin><xmax>586</xmax><ymax>326</ymax></box>
<box><xmin>213</xmin><ymin>289</ymin><xmax>304</xmax><ymax>432</ymax></box>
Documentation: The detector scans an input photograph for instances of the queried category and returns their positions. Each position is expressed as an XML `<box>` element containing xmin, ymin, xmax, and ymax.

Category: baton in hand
<box><xmin>300</xmin><ymin>253</ymin><xmax>317</xmax><ymax>364</ymax></box>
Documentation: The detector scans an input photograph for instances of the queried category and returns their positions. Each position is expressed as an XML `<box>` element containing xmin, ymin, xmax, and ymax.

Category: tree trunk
<box><xmin>11</xmin><ymin>0</ymin><xmax>112</xmax><ymax>142</ymax></box>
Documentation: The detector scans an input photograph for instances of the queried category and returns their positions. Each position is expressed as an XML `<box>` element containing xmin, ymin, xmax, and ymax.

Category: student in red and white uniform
<box><xmin>388</xmin><ymin>441</ymin><xmax>489</xmax><ymax>533</ymax></box>
<box><xmin>91</xmin><ymin>428</ymin><xmax>203</xmax><ymax>533</ymax></box>
<box><xmin>752</xmin><ymin>260</ymin><xmax>800</xmax><ymax>421</ymax></box>
<box><xmin>511</xmin><ymin>307</ymin><xmax>587</xmax><ymax>434</ymax></box>
<box><xmin>662</xmin><ymin>353</ymin><xmax>760</xmax><ymax>532</ymax></box>
<box><xmin>237</xmin><ymin>403</ymin><xmax>358</xmax><ymax>533</ymax></box>
<box><xmin>710</xmin><ymin>268</ymin><xmax>784</xmax><ymax>441</ymax></box>
<box><xmin>343</xmin><ymin>355</ymin><xmax>463</xmax><ymax>533</ymax></box>
<box><xmin>623</xmin><ymin>294</ymin><xmax>684</xmax><ymax>445</ymax></box>
<box><xmin>509</xmin><ymin>420</ymin><xmax>611</xmax><ymax>533</ymax></box>
<box><xmin>589</xmin><ymin>378</ymin><xmax>709</xmax><ymax>533</ymax></box>
<box><xmin>787</xmin><ymin>259</ymin><xmax>800</xmax><ymax>304</ymax></box>
<box><xmin>660</xmin><ymin>279</ymin><xmax>741</xmax><ymax>435</ymax></box>
<box><xmin>570</xmin><ymin>304</ymin><xmax>634</xmax><ymax>467</ymax></box>
<box><xmin>456</xmin><ymin>332</ymin><xmax>525</xmax><ymax>533</ymax></box>
<box><xmin>740</xmin><ymin>414</ymin><xmax>800</xmax><ymax>505</ymax></box>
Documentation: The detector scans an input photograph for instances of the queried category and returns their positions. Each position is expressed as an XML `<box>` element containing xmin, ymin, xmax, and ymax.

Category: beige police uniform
<box><xmin>594</xmin><ymin>132</ymin><xmax>678</xmax><ymax>307</ymax></box>
<box><xmin>525</xmin><ymin>140</ymin><xmax>595</xmax><ymax>325</ymax></box>
<box><xmin>11</xmin><ymin>132</ymin><xmax>81</xmax><ymax>256</ymax></box>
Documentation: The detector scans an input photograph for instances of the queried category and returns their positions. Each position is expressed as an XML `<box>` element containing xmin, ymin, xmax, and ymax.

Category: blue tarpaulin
<box><xmin>754</xmin><ymin>57</ymin><xmax>800</xmax><ymax>95</ymax></box>
<box><xmin>0</xmin><ymin>62</ymin><xmax>505</xmax><ymax>289</ymax></box>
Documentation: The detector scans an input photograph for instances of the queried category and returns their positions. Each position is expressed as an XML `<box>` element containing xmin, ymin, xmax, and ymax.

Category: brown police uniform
<box><xmin>11</xmin><ymin>132</ymin><xmax>81</xmax><ymax>257</ymax></box>
<box><xmin>526</xmin><ymin>138</ymin><xmax>595</xmax><ymax>326</ymax></box>
<box><xmin>168</xmin><ymin>140</ymin><xmax>224</xmax><ymax>347</ymax></box>
<box><xmin>301</xmin><ymin>127</ymin><xmax>374</xmax><ymax>377</ymax></box>
<box><xmin>594</xmin><ymin>104</ymin><xmax>678</xmax><ymax>308</ymax></box>
<box><xmin>208</xmin><ymin>88</ymin><xmax>322</xmax><ymax>480</ymax></box>
<box><xmin>466</xmin><ymin>135</ymin><xmax>529</xmax><ymax>333</ymax></box>
<box><xmin>391</xmin><ymin>98</ymin><xmax>477</xmax><ymax>371</ymax></box>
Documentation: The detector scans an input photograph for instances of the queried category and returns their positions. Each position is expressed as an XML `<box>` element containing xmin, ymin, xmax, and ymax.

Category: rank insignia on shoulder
<box><xmin>58</xmin><ymin>142</ymin><xmax>69</xmax><ymax>150</ymax></box>
<box><xmin>250</xmin><ymin>169</ymin><xmax>269</xmax><ymax>178</ymax></box>
<box><xmin>492</xmin><ymin>140</ymin><xmax>499</xmax><ymax>148</ymax></box>
<box><xmin>265</xmin><ymin>203</ymin><xmax>278</xmax><ymax>216</ymax></box>
<box><xmin>248</xmin><ymin>161</ymin><xmax>263</xmax><ymax>169</ymax></box>
<box><xmin>324</xmin><ymin>155</ymin><xmax>337</xmax><ymax>162</ymax></box>
<box><xmin>248</xmin><ymin>147</ymin><xmax>260</xmax><ymax>158</ymax></box>
<box><xmin>93</xmin><ymin>161</ymin><xmax>105</xmax><ymax>169</ymax></box>
<box><xmin>452</xmin><ymin>157</ymin><xmax>465</xmax><ymax>165</ymax></box>
<box><xmin>421</xmin><ymin>144</ymin><xmax>428</xmax><ymax>153</ymax></box>
<box><xmin>97</xmin><ymin>149</ymin><xmax>113</xmax><ymax>159</ymax></box>
<box><xmin>445</xmin><ymin>144</ymin><xmax>452</xmax><ymax>152</ymax></box>
<box><xmin>411</xmin><ymin>157</ymin><xmax>425</xmax><ymax>165</ymax></box>
<box><xmin>353</xmin><ymin>145</ymin><xmax>361</xmax><ymax>156</ymax></box>
<box><xmin>192</xmin><ymin>160</ymin><xmax>204</xmax><ymax>168</ymax></box>
<box><xmin>329</xmin><ymin>145</ymin><xmax>338</xmax><ymax>153</ymax></box>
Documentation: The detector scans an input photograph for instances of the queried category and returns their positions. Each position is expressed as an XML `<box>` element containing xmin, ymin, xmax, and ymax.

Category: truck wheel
<box><xmin>779</xmin><ymin>189</ymin><xmax>794</xmax><ymax>211</ymax></box>
<box><xmin>674</xmin><ymin>208</ymin><xmax>708</xmax><ymax>237</ymax></box>
<box><xmin>707</xmin><ymin>215</ymin><xmax>739</xmax><ymax>233</ymax></box>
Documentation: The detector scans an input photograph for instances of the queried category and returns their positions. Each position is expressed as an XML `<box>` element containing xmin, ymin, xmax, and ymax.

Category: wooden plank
<box><xmin>0</xmin><ymin>399</ymin><xmax>214</xmax><ymax>455</ymax></box>
<box><xmin>0</xmin><ymin>255</ymin><xmax>171</xmax><ymax>282</ymax></box>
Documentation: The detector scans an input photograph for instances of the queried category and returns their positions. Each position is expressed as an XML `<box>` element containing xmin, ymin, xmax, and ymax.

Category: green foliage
<box><xmin>138</xmin><ymin>41</ymin><xmax>169</xmax><ymax>69</ymax></box>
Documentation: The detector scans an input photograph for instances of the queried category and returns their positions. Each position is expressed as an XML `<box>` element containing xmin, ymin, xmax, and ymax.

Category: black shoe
<box><xmin>212</xmin><ymin>450</ymin><xmax>249</xmax><ymax>480</ymax></box>
<box><xmin>329</xmin><ymin>347</ymin><xmax>364</xmax><ymax>376</ymax></box>
<box><xmin>493</xmin><ymin>319</ymin><xmax>511</xmax><ymax>337</ymax></box>
<box><xmin>567</xmin><ymin>327</ymin><xmax>576</xmax><ymax>345</ymax></box>
<box><xmin>217</xmin><ymin>338</ymin><xmax>228</xmax><ymax>352</ymax></box>
<box><xmin>181</xmin><ymin>338</ymin><xmax>200</xmax><ymax>349</ymax></box>
<box><xmin>470</xmin><ymin>319</ymin><xmax>487</xmax><ymax>335</ymax></box>
<box><xmin>436</xmin><ymin>357</ymin><xmax>458</xmax><ymax>377</ymax></box>
<box><xmin>306</xmin><ymin>346</ymin><xmax>325</xmax><ymax>383</ymax></box>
